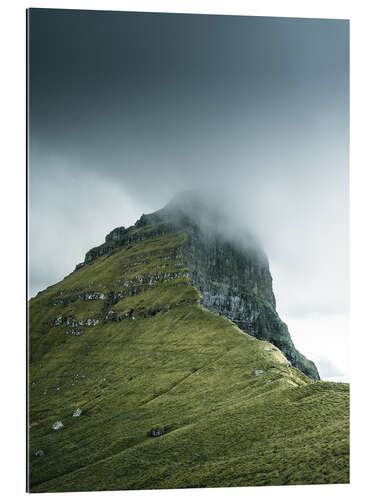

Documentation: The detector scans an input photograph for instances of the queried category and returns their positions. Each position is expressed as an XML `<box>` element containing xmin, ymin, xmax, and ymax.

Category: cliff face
<box><xmin>77</xmin><ymin>193</ymin><xmax>319</xmax><ymax>381</ymax></box>
<box><xmin>181</xmin><ymin>228</ymin><xmax>319</xmax><ymax>380</ymax></box>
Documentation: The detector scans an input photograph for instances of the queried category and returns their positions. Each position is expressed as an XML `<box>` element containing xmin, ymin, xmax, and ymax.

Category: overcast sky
<box><xmin>28</xmin><ymin>9</ymin><xmax>349</xmax><ymax>380</ymax></box>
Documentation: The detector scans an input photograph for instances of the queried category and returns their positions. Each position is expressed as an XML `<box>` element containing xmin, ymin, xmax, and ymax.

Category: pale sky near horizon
<box><xmin>28</xmin><ymin>9</ymin><xmax>349</xmax><ymax>380</ymax></box>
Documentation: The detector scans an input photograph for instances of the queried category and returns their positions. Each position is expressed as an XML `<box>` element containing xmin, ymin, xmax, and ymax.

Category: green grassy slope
<box><xmin>28</xmin><ymin>227</ymin><xmax>349</xmax><ymax>492</ymax></box>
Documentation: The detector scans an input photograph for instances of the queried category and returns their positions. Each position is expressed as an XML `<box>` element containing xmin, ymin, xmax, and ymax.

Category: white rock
<box><xmin>72</xmin><ymin>408</ymin><xmax>82</xmax><ymax>417</ymax></box>
<box><xmin>264</xmin><ymin>347</ymin><xmax>271</xmax><ymax>351</ymax></box>
<box><xmin>254</xmin><ymin>370</ymin><xmax>264</xmax><ymax>376</ymax></box>
<box><xmin>52</xmin><ymin>420</ymin><xmax>64</xmax><ymax>430</ymax></box>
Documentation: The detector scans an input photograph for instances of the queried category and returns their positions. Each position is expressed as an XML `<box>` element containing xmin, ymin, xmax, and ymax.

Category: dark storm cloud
<box><xmin>29</xmin><ymin>9</ymin><xmax>348</xmax><ymax>195</ymax></box>
<box><xmin>28</xmin><ymin>8</ymin><xmax>349</xmax><ymax>332</ymax></box>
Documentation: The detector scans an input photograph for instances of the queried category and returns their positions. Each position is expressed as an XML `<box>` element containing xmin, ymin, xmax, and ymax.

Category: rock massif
<box><xmin>77</xmin><ymin>193</ymin><xmax>319</xmax><ymax>380</ymax></box>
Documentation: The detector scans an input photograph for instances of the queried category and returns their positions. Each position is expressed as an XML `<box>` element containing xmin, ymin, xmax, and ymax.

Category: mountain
<box><xmin>28</xmin><ymin>193</ymin><xmax>349</xmax><ymax>492</ymax></box>
<box><xmin>82</xmin><ymin>191</ymin><xmax>319</xmax><ymax>380</ymax></box>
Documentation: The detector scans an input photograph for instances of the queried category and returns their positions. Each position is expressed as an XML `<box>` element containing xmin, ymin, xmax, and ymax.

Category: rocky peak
<box><xmin>75</xmin><ymin>192</ymin><xmax>320</xmax><ymax>381</ymax></box>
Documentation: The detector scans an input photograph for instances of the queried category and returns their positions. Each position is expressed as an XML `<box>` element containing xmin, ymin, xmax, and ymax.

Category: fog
<box><xmin>28</xmin><ymin>9</ymin><xmax>349</xmax><ymax>380</ymax></box>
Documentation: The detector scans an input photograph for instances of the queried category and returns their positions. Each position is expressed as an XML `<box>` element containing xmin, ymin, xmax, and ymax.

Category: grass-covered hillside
<box><xmin>28</xmin><ymin>223</ymin><xmax>349</xmax><ymax>492</ymax></box>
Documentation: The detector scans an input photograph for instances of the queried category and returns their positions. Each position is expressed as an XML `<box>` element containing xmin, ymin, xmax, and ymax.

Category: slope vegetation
<box><xmin>28</xmin><ymin>224</ymin><xmax>349</xmax><ymax>492</ymax></box>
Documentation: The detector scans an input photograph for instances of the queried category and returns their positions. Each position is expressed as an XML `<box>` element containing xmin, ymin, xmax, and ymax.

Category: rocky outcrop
<box><xmin>51</xmin><ymin>316</ymin><xmax>100</xmax><ymax>328</ymax></box>
<box><xmin>150</xmin><ymin>427</ymin><xmax>166</xmax><ymax>437</ymax></box>
<box><xmin>66</xmin><ymin>329</ymin><xmax>83</xmax><ymax>336</ymax></box>
<box><xmin>105</xmin><ymin>226</ymin><xmax>129</xmax><ymax>242</ymax></box>
<box><xmin>83</xmin><ymin>221</ymin><xmax>176</xmax><ymax>265</ymax></box>
<box><xmin>52</xmin><ymin>291</ymin><xmax>106</xmax><ymax>306</ymax></box>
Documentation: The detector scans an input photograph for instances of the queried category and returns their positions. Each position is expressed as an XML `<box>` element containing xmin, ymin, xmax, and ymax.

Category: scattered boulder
<box><xmin>84</xmin><ymin>293</ymin><xmax>105</xmax><ymax>301</ymax></box>
<box><xmin>66</xmin><ymin>329</ymin><xmax>83</xmax><ymax>336</ymax></box>
<box><xmin>254</xmin><ymin>370</ymin><xmax>264</xmax><ymax>376</ymax></box>
<box><xmin>29</xmin><ymin>421</ymin><xmax>38</xmax><ymax>428</ymax></box>
<box><xmin>72</xmin><ymin>408</ymin><xmax>82</xmax><ymax>418</ymax></box>
<box><xmin>263</xmin><ymin>347</ymin><xmax>271</xmax><ymax>351</ymax></box>
<box><xmin>86</xmin><ymin>318</ymin><xmax>99</xmax><ymax>326</ymax></box>
<box><xmin>52</xmin><ymin>420</ymin><xmax>64</xmax><ymax>430</ymax></box>
<box><xmin>34</xmin><ymin>449</ymin><xmax>45</xmax><ymax>457</ymax></box>
<box><xmin>52</xmin><ymin>315</ymin><xmax>64</xmax><ymax>326</ymax></box>
<box><xmin>150</xmin><ymin>427</ymin><xmax>165</xmax><ymax>437</ymax></box>
<box><xmin>283</xmin><ymin>361</ymin><xmax>292</xmax><ymax>367</ymax></box>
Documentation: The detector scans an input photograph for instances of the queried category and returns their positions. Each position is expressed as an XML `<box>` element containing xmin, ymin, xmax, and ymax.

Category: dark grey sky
<box><xmin>28</xmin><ymin>9</ymin><xmax>349</xmax><ymax>379</ymax></box>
